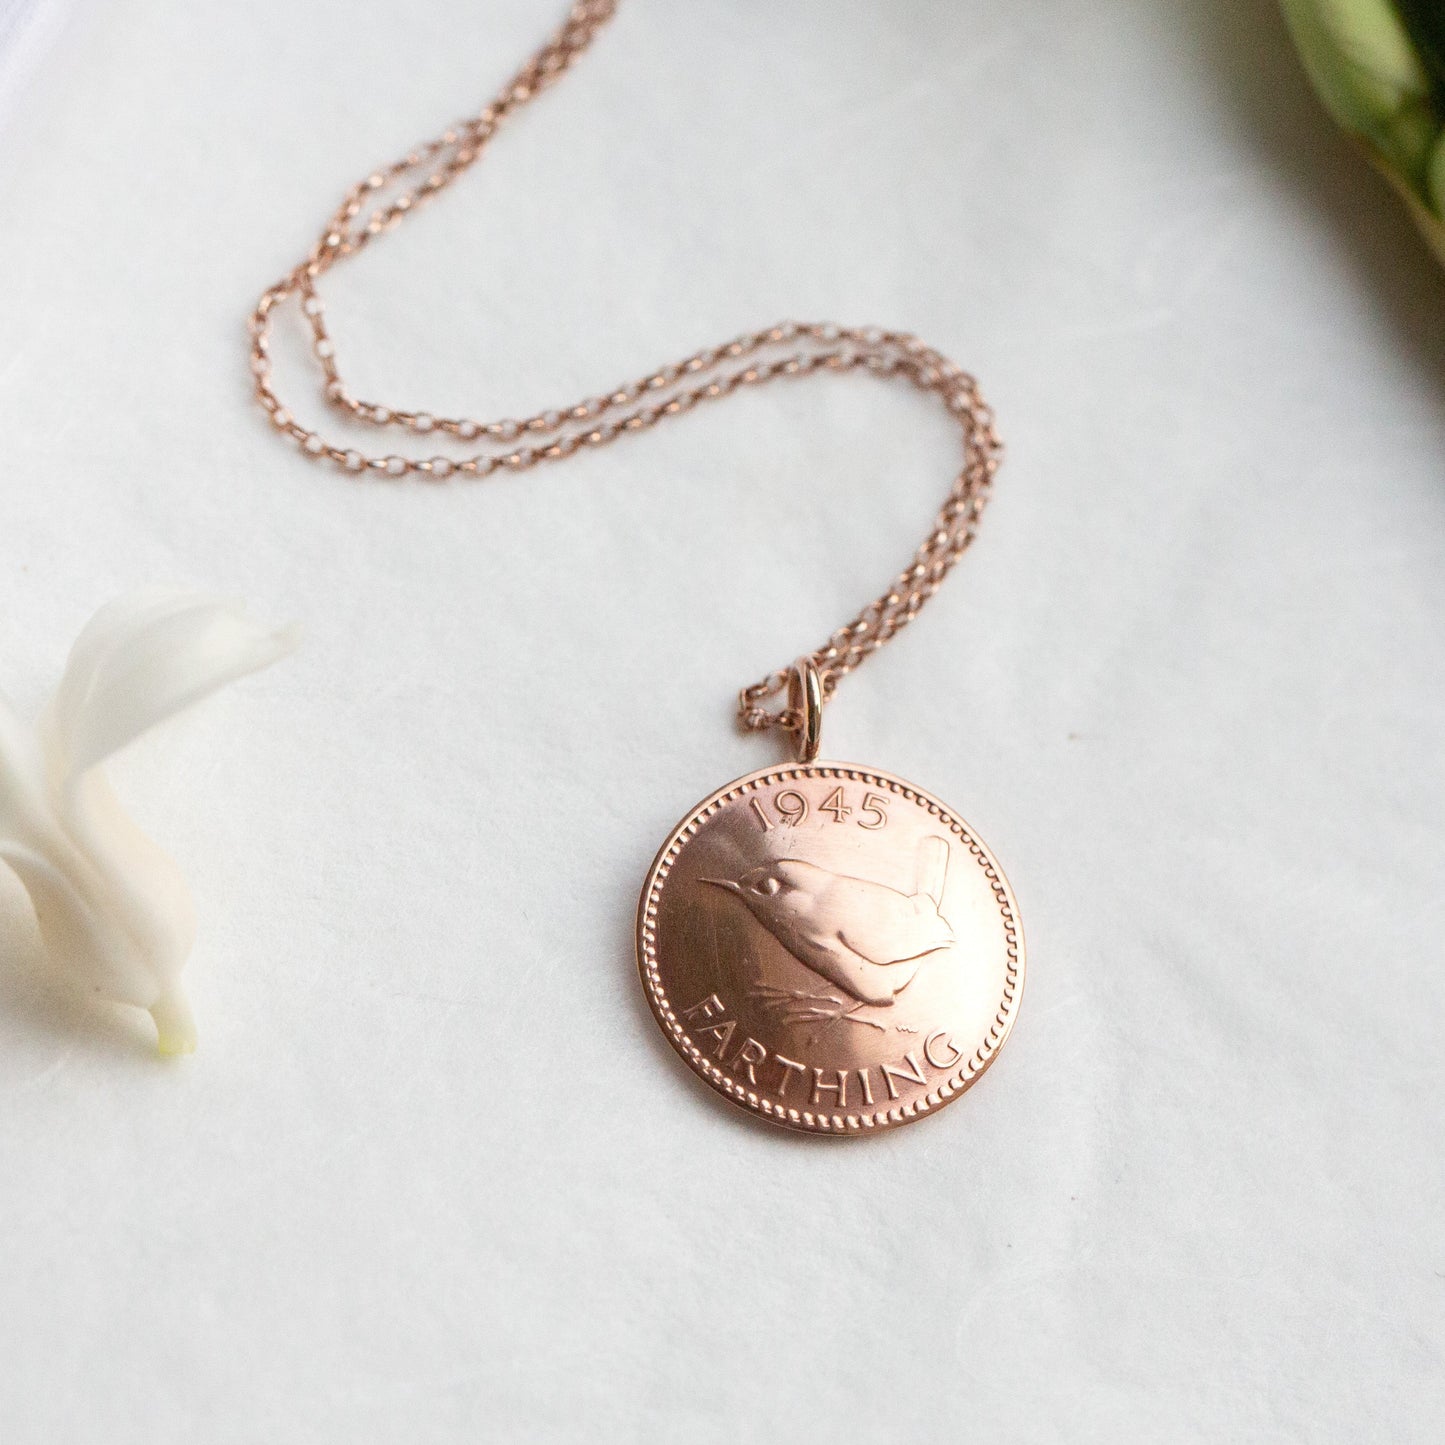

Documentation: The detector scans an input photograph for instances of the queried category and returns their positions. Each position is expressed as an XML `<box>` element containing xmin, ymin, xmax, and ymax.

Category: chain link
<box><xmin>249</xmin><ymin>0</ymin><xmax>1002</xmax><ymax>735</ymax></box>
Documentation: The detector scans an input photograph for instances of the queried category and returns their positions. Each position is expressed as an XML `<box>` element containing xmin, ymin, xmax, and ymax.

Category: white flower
<box><xmin>0</xmin><ymin>590</ymin><xmax>298</xmax><ymax>1054</ymax></box>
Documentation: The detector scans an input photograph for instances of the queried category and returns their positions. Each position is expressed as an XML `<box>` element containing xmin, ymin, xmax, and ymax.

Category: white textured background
<box><xmin>1</xmin><ymin>1</ymin><xmax>1442</xmax><ymax>1440</ymax></box>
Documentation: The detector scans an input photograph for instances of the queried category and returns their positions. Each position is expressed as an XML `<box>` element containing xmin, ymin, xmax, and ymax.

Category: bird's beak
<box><xmin>700</xmin><ymin>877</ymin><xmax>741</xmax><ymax>893</ymax></box>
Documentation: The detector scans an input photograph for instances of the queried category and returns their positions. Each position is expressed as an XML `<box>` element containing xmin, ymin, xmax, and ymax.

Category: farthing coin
<box><xmin>637</xmin><ymin>763</ymin><xmax>1024</xmax><ymax>1134</ymax></box>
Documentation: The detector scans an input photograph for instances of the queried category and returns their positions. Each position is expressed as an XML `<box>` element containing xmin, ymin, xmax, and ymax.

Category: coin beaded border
<box><xmin>637</xmin><ymin>764</ymin><xmax>1024</xmax><ymax>1135</ymax></box>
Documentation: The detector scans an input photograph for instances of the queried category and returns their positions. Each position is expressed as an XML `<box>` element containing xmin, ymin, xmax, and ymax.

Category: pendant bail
<box><xmin>787</xmin><ymin>656</ymin><xmax>824</xmax><ymax>763</ymax></box>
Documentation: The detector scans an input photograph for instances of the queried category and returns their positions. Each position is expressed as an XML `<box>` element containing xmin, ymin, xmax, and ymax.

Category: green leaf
<box><xmin>1281</xmin><ymin>0</ymin><xmax>1445</xmax><ymax>256</ymax></box>
<box><xmin>1393</xmin><ymin>1</ymin><xmax>1445</xmax><ymax>98</ymax></box>
<box><xmin>1281</xmin><ymin>0</ymin><xmax>1430</xmax><ymax>131</ymax></box>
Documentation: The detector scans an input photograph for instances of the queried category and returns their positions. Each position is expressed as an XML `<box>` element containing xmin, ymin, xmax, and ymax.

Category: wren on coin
<box><xmin>637</xmin><ymin>764</ymin><xmax>1023</xmax><ymax>1135</ymax></box>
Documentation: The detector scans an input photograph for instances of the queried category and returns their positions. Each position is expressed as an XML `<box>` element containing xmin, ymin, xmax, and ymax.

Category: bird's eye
<box><xmin>754</xmin><ymin>875</ymin><xmax>781</xmax><ymax>896</ymax></box>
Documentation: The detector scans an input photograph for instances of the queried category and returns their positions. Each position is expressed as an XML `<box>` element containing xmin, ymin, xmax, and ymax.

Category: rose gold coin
<box><xmin>637</xmin><ymin>762</ymin><xmax>1024</xmax><ymax>1135</ymax></box>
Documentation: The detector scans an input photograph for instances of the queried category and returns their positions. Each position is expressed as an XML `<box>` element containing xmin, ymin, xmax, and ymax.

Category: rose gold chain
<box><xmin>249</xmin><ymin>0</ymin><xmax>1002</xmax><ymax>736</ymax></box>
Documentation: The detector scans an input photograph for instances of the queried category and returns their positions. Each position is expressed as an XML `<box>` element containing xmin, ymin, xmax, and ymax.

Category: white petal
<box><xmin>0</xmin><ymin>687</ymin><xmax>46</xmax><ymax>837</ymax></box>
<box><xmin>0</xmin><ymin>840</ymin><xmax>153</xmax><ymax>1007</ymax></box>
<box><xmin>47</xmin><ymin>591</ymin><xmax>300</xmax><ymax>780</ymax></box>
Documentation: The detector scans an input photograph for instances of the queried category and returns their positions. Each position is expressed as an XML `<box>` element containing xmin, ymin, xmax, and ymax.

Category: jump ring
<box><xmin>787</xmin><ymin>656</ymin><xmax>824</xmax><ymax>763</ymax></box>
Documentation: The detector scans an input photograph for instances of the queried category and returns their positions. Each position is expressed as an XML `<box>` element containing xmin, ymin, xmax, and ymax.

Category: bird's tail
<box><xmin>915</xmin><ymin>835</ymin><xmax>949</xmax><ymax>907</ymax></box>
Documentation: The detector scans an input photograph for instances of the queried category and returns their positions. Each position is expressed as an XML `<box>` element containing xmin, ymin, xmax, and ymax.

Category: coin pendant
<box><xmin>636</xmin><ymin>762</ymin><xmax>1024</xmax><ymax>1135</ymax></box>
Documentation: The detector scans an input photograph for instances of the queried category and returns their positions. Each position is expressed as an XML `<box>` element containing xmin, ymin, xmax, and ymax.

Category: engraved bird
<box><xmin>703</xmin><ymin>836</ymin><xmax>953</xmax><ymax>1008</ymax></box>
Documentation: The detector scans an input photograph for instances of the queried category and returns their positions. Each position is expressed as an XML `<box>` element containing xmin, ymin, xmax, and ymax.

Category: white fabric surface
<box><xmin>1</xmin><ymin>1</ymin><xmax>1442</xmax><ymax>1440</ymax></box>
<box><xmin>0</xmin><ymin>0</ymin><xmax>71</xmax><ymax>132</ymax></box>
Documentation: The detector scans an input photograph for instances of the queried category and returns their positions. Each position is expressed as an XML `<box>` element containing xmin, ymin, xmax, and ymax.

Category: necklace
<box><xmin>249</xmin><ymin>0</ymin><xmax>1023</xmax><ymax>1135</ymax></box>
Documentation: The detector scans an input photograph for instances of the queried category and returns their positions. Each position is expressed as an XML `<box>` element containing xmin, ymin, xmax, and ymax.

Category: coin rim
<box><xmin>636</xmin><ymin>761</ymin><xmax>1025</xmax><ymax>1136</ymax></box>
